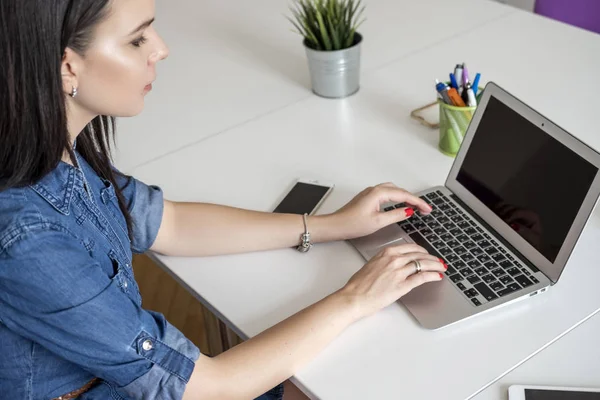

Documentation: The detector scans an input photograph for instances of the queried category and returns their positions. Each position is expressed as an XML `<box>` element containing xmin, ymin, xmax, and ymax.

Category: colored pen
<box><xmin>472</xmin><ymin>73</ymin><xmax>481</xmax><ymax>96</ymax></box>
<box><xmin>449</xmin><ymin>73</ymin><xmax>459</xmax><ymax>90</ymax></box>
<box><xmin>462</xmin><ymin>63</ymin><xmax>470</xmax><ymax>91</ymax></box>
<box><xmin>465</xmin><ymin>82</ymin><xmax>477</xmax><ymax>107</ymax></box>
<box><xmin>435</xmin><ymin>79</ymin><xmax>452</xmax><ymax>105</ymax></box>
<box><xmin>447</xmin><ymin>88</ymin><xmax>466</xmax><ymax>107</ymax></box>
<box><xmin>454</xmin><ymin>64</ymin><xmax>464</xmax><ymax>94</ymax></box>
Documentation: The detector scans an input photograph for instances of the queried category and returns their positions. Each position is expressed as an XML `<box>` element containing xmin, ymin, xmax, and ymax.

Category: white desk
<box><xmin>113</xmin><ymin>0</ymin><xmax>514</xmax><ymax>172</ymax></box>
<box><xmin>129</xmin><ymin>3</ymin><xmax>600</xmax><ymax>400</ymax></box>
<box><xmin>475</xmin><ymin>309</ymin><xmax>600</xmax><ymax>399</ymax></box>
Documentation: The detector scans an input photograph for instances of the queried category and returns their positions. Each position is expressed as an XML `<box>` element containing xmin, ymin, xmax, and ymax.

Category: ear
<box><xmin>61</xmin><ymin>47</ymin><xmax>81</xmax><ymax>96</ymax></box>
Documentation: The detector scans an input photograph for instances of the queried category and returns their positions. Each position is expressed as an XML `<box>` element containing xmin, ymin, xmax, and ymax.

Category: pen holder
<box><xmin>438</xmin><ymin>100</ymin><xmax>476</xmax><ymax>157</ymax></box>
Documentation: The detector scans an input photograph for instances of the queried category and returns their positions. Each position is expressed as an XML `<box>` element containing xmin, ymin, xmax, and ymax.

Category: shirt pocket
<box><xmin>100</xmin><ymin>179</ymin><xmax>129</xmax><ymax>238</ymax></box>
<box><xmin>108</xmin><ymin>251</ymin><xmax>142</xmax><ymax>306</ymax></box>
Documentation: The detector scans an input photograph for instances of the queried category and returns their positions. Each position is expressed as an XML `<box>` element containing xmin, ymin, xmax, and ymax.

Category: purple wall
<box><xmin>534</xmin><ymin>0</ymin><xmax>600</xmax><ymax>34</ymax></box>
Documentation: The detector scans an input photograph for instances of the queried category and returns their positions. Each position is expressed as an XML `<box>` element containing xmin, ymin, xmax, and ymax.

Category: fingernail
<box><xmin>438</xmin><ymin>258</ymin><xmax>448</xmax><ymax>269</ymax></box>
<box><xmin>405</xmin><ymin>208</ymin><xmax>414</xmax><ymax>217</ymax></box>
<box><xmin>439</xmin><ymin>273</ymin><xmax>444</xmax><ymax>279</ymax></box>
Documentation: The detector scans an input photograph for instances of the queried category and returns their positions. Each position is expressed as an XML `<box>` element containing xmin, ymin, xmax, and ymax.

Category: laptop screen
<box><xmin>456</xmin><ymin>96</ymin><xmax>598</xmax><ymax>263</ymax></box>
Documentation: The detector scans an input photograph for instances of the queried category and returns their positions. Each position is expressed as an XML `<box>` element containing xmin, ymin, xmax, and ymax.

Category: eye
<box><xmin>131</xmin><ymin>35</ymin><xmax>148</xmax><ymax>48</ymax></box>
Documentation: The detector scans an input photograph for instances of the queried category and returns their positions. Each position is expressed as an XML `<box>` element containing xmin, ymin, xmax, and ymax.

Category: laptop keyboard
<box><xmin>386</xmin><ymin>190</ymin><xmax>540</xmax><ymax>307</ymax></box>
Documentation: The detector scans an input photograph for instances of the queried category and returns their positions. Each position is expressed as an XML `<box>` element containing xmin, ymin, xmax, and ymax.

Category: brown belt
<box><xmin>51</xmin><ymin>378</ymin><xmax>100</xmax><ymax>400</ymax></box>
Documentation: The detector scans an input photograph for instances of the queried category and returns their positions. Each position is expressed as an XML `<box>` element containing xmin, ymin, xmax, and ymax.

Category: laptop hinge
<box><xmin>449</xmin><ymin>194</ymin><xmax>542</xmax><ymax>274</ymax></box>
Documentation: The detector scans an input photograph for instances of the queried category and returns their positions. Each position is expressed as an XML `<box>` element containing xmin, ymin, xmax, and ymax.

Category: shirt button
<box><xmin>142</xmin><ymin>340</ymin><xmax>153</xmax><ymax>351</ymax></box>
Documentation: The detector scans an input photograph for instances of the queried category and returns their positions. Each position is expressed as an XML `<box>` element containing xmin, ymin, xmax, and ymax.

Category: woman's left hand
<box><xmin>325</xmin><ymin>183</ymin><xmax>433</xmax><ymax>241</ymax></box>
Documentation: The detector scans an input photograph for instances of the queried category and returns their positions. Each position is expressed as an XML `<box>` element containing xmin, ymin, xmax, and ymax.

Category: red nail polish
<box><xmin>439</xmin><ymin>273</ymin><xmax>444</xmax><ymax>279</ymax></box>
<box><xmin>438</xmin><ymin>258</ymin><xmax>448</xmax><ymax>270</ymax></box>
<box><xmin>405</xmin><ymin>208</ymin><xmax>414</xmax><ymax>217</ymax></box>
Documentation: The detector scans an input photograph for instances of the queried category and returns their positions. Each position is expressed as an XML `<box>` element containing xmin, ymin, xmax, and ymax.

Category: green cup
<box><xmin>438</xmin><ymin>100</ymin><xmax>476</xmax><ymax>157</ymax></box>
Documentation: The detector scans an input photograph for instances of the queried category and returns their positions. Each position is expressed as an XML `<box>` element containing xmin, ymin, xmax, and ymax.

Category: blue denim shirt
<box><xmin>0</xmin><ymin>151</ymin><xmax>200</xmax><ymax>399</ymax></box>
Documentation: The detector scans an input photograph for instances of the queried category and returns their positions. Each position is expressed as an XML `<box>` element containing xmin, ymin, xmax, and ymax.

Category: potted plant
<box><xmin>287</xmin><ymin>0</ymin><xmax>365</xmax><ymax>98</ymax></box>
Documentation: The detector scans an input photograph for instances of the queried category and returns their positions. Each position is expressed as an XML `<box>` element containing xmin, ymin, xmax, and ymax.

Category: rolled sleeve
<box><xmin>0</xmin><ymin>229</ymin><xmax>200</xmax><ymax>399</ymax></box>
<box><xmin>114</xmin><ymin>170</ymin><xmax>164</xmax><ymax>254</ymax></box>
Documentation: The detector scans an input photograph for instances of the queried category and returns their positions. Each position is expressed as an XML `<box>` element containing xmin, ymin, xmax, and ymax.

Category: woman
<box><xmin>0</xmin><ymin>0</ymin><xmax>446</xmax><ymax>399</ymax></box>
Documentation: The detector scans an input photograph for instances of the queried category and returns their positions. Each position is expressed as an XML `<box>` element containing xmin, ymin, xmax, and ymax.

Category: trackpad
<box><xmin>365</xmin><ymin>238</ymin><xmax>407</xmax><ymax>259</ymax></box>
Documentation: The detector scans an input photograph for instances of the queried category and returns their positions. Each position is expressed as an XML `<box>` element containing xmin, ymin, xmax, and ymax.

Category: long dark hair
<box><xmin>0</xmin><ymin>0</ymin><xmax>133</xmax><ymax>235</ymax></box>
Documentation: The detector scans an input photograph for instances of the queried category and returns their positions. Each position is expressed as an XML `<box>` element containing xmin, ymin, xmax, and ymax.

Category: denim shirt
<box><xmin>0</xmin><ymin>152</ymin><xmax>200</xmax><ymax>399</ymax></box>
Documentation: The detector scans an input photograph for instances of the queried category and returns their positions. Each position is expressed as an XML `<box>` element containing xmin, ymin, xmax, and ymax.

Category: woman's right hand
<box><xmin>340</xmin><ymin>243</ymin><xmax>447</xmax><ymax>320</ymax></box>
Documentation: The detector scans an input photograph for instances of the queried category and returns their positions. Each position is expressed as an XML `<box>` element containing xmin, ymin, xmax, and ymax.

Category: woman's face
<box><xmin>68</xmin><ymin>0</ymin><xmax>169</xmax><ymax>118</ymax></box>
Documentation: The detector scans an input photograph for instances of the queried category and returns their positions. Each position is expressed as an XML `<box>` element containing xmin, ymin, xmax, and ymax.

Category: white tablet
<box><xmin>509</xmin><ymin>384</ymin><xmax>600</xmax><ymax>400</ymax></box>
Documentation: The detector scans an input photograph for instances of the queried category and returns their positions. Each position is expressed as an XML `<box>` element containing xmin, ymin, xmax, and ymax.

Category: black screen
<box><xmin>525</xmin><ymin>389</ymin><xmax>600</xmax><ymax>400</ymax></box>
<box><xmin>456</xmin><ymin>96</ymin><xmax>597</xmax><ymax>262</ymax></box>
<box><xmin>273</xmin><ymin>182</ymin><xmax>330</xmax><ymax>214</ymax></box>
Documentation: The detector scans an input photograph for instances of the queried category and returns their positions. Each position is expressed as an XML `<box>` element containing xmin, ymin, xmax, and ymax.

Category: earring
<box><xmin>70</xmin><ymin>86</ymin><xmax>78</xmax><ymax>98</ymax></box>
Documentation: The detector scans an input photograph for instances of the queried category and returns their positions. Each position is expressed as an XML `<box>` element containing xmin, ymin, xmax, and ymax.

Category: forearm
<box><xmin>154</xmin><ymin>201</ymin><xmax>343</xmax><ymax>257</ymax></box>
<box><xmin>184</xmin><ymin>290</ymin><xmax>359</xmax><ymax>400</ymax></box>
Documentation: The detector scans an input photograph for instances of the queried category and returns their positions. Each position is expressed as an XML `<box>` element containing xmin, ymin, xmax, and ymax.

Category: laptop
<box><xmin>350</xmin><ymin>82</ymin><xmax>600</xmax><ymax>329</ymax></box>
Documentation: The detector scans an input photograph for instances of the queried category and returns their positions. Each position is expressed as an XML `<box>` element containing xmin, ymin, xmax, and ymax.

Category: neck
<box><xmin>63</xmin><ymin>100</ymin><xmax>97</xmax><ymax>165</ymax></box>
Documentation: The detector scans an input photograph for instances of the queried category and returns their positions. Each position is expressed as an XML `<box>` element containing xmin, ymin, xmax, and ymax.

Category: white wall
<box><xmin>492</xmin><ymin>0</ymin><xmax>535</xmax><ymax>12</ymax></box>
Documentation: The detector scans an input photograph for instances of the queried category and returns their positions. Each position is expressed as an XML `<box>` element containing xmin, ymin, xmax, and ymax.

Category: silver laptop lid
<box><xmin>445</xmin><ymin>82</ymin><xmax>600</xmax><ymax>283</ymax></box>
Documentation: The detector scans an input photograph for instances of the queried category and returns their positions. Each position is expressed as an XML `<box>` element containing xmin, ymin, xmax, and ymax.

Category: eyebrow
<box><xmin>129</xmin><ymin>17</ymin><xmax>155</xmax><ymax>36</ymax></box>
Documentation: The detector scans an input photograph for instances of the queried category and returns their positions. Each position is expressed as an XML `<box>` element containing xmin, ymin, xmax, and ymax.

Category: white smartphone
<box><xmin>273</xmin><ymin>179</ymin><xmax>334</xmax><ymax>215</ymax></box>
<box><xmin>508</xmin><ymin>384</ymin><xmax>600</xmax><ymax>400</ymax></box>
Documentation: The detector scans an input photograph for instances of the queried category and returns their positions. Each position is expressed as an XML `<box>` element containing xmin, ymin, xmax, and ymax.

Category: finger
<box><xmin>376</xmin><ymin>243</ymin><xmax>428</xmax><ymax>258</ymax></box>
<box><xmin>402</xmin><ymin>271</ymin><xmax>444</xmax><ymax>293</ymax></box>
<box><xmin>383</xmin><ymin>206</ymin><xmax>415</xmax><ymax>225</ymax></box>
<box><xmin>396</xmin><ymin>258</ymin><xmax>446</xmax><ymax>280</ymax></box>
<box><xmin>376</xmin><ymin>187</ymin><xmax>433</xmax><ymax>215</ymax></box>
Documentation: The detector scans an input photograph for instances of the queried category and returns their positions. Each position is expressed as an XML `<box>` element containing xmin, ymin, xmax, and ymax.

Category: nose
<box><xmin>149</xmin><ymin>34</ymin><xmax>169</xmax><ymax>65</ymax></box>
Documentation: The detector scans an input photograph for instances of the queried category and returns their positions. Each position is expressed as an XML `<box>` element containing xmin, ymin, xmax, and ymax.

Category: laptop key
<box><xmin>446</xmin><ymin>209</ymin><xmax>458</xmax><ymax>217</ymax></box>
<box><xmin>471</xmin><ymin>298</ymin><xmax>482</xmax><ymax>306</ymax></box>
<box><xmin>446</xmin><ymin>253</ymin><xmax>460</xmax><ymax>263</ymax></box>
<box><xmin>507</xmin><ymin>267</ymin><xmax>521</xmax><ymax>276</ymax></box>
<box><xmin>439</xmin><ymin>203</ymin><xmax>451</xmax><ymax>211</ymax></box>
<box><xmin>454</xmin><ymin>246</ymin><xmax>467</xmax><ymax>255</ymax></box>
<box><xmin>464</xmin><ymin>289</ymin><xmax>478</xmax><ymax>298</ymax></box>
<box><xmin>458</xmin><ymin>221</ymin><xmax>470</xmax><ymax>230</ymax></box>
<box><xmin>426</xmin><ymin>192</ymin><xmax>438</xmax><ymax>200</ymax></box>
<box><xmin>464</xmin><ymin>241</ymin><xmax>477</xmax><ymax>250</ymax></box>
<box><xmin>395</xmin><ymin>203</ymin><xmax>407</xmax><ymax>209</ymax></box>
<box><xmin>453</xmin><ymin>260</ymin><xmax>467</xmax><ymax>269</ymax></box>
<box><xmin>446</xmin><ymin>265</ymin><xmax>457</xmax><ymax>275</ymax></box>
<box><xmin>474</xmin><ymin>282</ymin><xmax>498</xmax><ymax>301</ymax></box>
<box><xmin>500</xmin><ymin>275</ymin><xmax>514</xmax><ymax>285</ymax></box>
<box><xmin>492</xmin><ymin>253</ymin><xmax>506</xmax><ymax>262</ymax></box>
<box><xmin>460</xmin><ymin>268</ymin><xmax>474</xmax><ymax>277</ymax></box>
<box><xmin>477</xmin><ymin>254</ymin><xmax>491</xmax><ymax>262</ymax></box>
<box><xmin>465</xmin><ymin>227</ymin><xmax>478</xmax><ymax>236</ymax></box>
<box><xmin>500</xmin><ymin>260</ymin><xmax>514</xmax><ymax>269</ymax></box>
<box><xmin>447</xmin><ymin>240</ymin><xmax>460</xmax><ymax>249</ymax></box>
<box><xmin>440</xmin><ymin>233</ymin><xmax>453</xmax><ymax>242</ymax></box>
<box><xmin>468</xmin><ymin>275</ymin><xmax>481</xmax><ymax>284</ymax></box>
<box><xmin>438</xmin><ymin>216</ymin><xmax>450</xmax><ymax>224</ymax></box>
<box><xmin>492</xmin><ymin>268</ymin><xmax>506</xmax><ymax>277</ymax></box>
<box><xmin>478</xmin><ymin>240</ymin><xmax>491</xmax><ymax>248</ymax></box>
<box><xmin>498</xmin><ymin>286</ymin><xmax>517</xmax><ymax>297</ymax></box>
<box><xmin>457</xmin><ymin>282</ymin><xmax>466</xmax><ymax>290</ymax></box>
<box><xmin>471</xmin><ymin>247</ymin><xmax>484</xmax><ymax>256</ymax></box>
<box><xmin>461</xmin><ymin>253</ymin><xmax>475</xmax><ymax>262</ymax></box>
<box><xmin>439</xmin><ymin>247</ymin><xmax>454</xmax><ymax>257</ymax></box>
<box><xmin>431</xmin><ymin>198</ymin><xmax>445</xmax><ymax>206</ymax></box>
<box><xmin>408</xmin><ymin>232</ymin><xmax>443</xmax><ymax>259</ymax></box>
<box><xmin>429</xmin><ymin>222</ymin><xmax>441</xmax><ymax>229</ymax></box>
<box><xmin>450</xmin><ymin>228</ymin><xmax>462</xmax><ymax>236</ymax></box>
<box><xmin>531</xmin><ymin>276</ymin><xmax>539</xmax><ymax>283</ymax></box>
<box><xmin>475</xmin><ymin>267</ymin><xmax>488</xmax><ymax>276</ymax></box>
<box><xmin>401</xmin><ymin>224</ymin><xmax>416</xmax><ymax>233</ymax></box>
<box><xmin>476</xmin><ymin>227</ymin><xmax>484</xmax><ymax>233</ymax></box>
<box><xmin>471</xmin><ymin>233</ymin><xmax>484</xmax><ymax>242</ymax></box>
<box><xmin>514</xmin><ymin>274</ymin><xmax>534</xmax><ymax>287</ymax></box>
<box><xmin>485</xmin><ymin>247</ymin><xmax>499</xmax><ymax>255</ymax></box>
<box><xmin>433</xmin><ymin>227</ymin><xmax>446</xmax><ymax>236</ymax></box>
<box><xmin>432</xmin><ymin>210</ymin><xmax>444</xmax><ymax>218</ymax></box>
<box><xmin>450</xmin><ymin>274</ymin><xmax>464</xmax><ymax>283</ymax></box>
<box><xmin>456</xmin><ymin>234</ymin><xmax>469</xmax><ymax>242</ymax></box>
<box><xmin>443</xmin><ymin>222</ymin><xmax>457</xmax><ymax>231</ymax></box>
<box><xmin>384</xmin><ymin>206</ymin><xmax>395</xmax><ymax>212</ymax></box>
<box><xmin>451</xmin><ymin>215</ymin><xmax>464</xmax><ymax>223</ymax></box>
<box><xmin>413</xmin><ymin>221</ymin><xmax>426</xmax><ymax>230</ymax></box>
<box><xmin>420</xmin><ymin>228</ymin><xmax>434</xmax><ymax>237</ymax></box>
<box><xmin>489</xmin><ymin>281</ymin><xmax>503</xmax><ymax>291</ymax></box>
<box><xmin>467</xmin><ymin>260</ymin><xmax>480</xmax><ymax>269</ymax></box>
<box><xmin>482</xmin><ymin>274</ymin><xmax>496</xmax><ymax>284</ymax></box>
